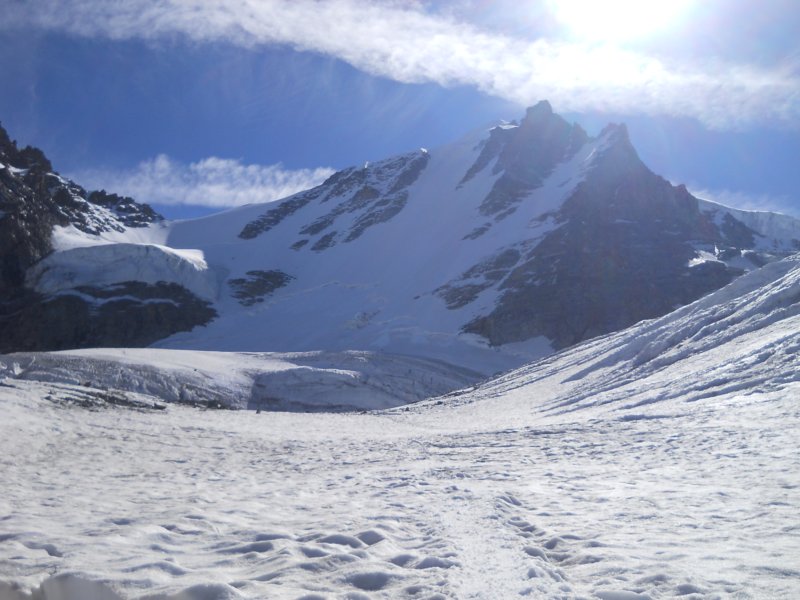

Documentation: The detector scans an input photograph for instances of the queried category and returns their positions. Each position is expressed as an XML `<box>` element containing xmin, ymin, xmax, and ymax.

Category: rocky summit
<box><xmin>2</xmin><ymin>104</ymin><xmax>799</xmax><ymax>373</ymax></box>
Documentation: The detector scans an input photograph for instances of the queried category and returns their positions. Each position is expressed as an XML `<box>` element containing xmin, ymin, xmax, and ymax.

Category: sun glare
<box><xmin>551</xmin><ymin>0</ymin><xmax>692</xmax><ymax>43</ymax></box>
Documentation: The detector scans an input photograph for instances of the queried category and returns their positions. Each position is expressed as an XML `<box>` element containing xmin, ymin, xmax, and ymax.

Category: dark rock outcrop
<box><xmin>462</xmin><ymin>125</ymin><xmax>761</xmax><ymax>348</ymax></box>
<box><xmin>0</xmin><ymin>122</ymin><xmax>214</xmax><ymax>353</ymax></box>
<box><xmin>0</xmin><ymin>282</ymin><xmax>216</xmax><ymax>353</ymax></box>
<box><xmin>239</xmin><ymin>150</ymin><xmax>430</xmax><ymax>249</ymax></box>
<box><xmin>2</xmin><ymin>106</ymin><xmax>794</xmax><ymax>361</ymax></box>
<box><xmin>461</xmin><ymin>101</ymin><xmax>590</xmax><ymax>220</ymax></box>
<box><xmin>228</xmin><ymin>270</ymin><xmax>294</xmax><ymax>306</ymax></box>
<box><xmin>87</xmin><ymin>190</ymin><xmax>162</xmax><ymax>228</ymax></box>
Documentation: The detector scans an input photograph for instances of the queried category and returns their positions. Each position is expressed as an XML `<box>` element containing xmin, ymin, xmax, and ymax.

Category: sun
<box><xmin>551</xmin><ymin>0</ymin><xmax>692</xmax><ymax>43</ymax></box>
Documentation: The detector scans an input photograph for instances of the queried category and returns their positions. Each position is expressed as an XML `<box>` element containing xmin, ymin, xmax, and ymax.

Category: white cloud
<box><xmin>73</xmin><ymin>155</ymin><xmax>335</xmax><ymax>208</ymax></box>
<box><xmin>690</xmin><ymin>187</ymin><xmax>800</xmax><ymax>218</ymax></box>
<box><xmin>5</xmin><ymin>0</ymin><xmax>799</xmax><ymax>129</ymax></box>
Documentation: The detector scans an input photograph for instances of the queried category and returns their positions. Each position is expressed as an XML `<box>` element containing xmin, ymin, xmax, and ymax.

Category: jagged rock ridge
<box><xmin>0</xmin><ymin>123</ymin><xmax>215</xmax><ymax>353</ymax></box>
<box><xmin>461</xmin><ymin>119</ymin><xmax>773</xmax><ymax>348</ymax></box>
<box><xmin>3</xmin><ymin>105</ymin><xmax>800</xmax><ymax>373</ymax></box>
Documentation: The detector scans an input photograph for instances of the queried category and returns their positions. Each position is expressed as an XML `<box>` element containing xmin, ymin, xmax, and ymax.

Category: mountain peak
<box><xmin>4</xmin><ymin>105</ymin><xmax>799</xmax><ymax>374</ymax></box>
<box><xmin>593</xmin><ymin>121</ymin><xmax>639</xmax><ymax>167</ymax></box>
<box><xmin>0</xmin><ymin>122</ymin><xmax>12</xmax><ymax>154</ymax></box>
<box><xmin>525</xmin><ymin>100</ymin><xmax>554</xmax><ymax>118</ymax></box>
<box><xmin>600</xmin><ymin>122</ymin><xmax>630</xmax><ymax>143</ymax></box>
<box><xmin>519</xmin><ymin>101</ymin><xmax>561</xmax><ymax>131</ymax></box>
<box><xmin>0</xmin><ymin>123</ymin><xmax>53</xmax><ymax>173</ymax></box>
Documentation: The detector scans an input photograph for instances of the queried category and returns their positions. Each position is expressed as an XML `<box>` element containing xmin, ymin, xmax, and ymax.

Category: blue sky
<box><xmin>1</xmin><ymin>0</ymin><xmax>798</xmax><ymax>219</ymax></box>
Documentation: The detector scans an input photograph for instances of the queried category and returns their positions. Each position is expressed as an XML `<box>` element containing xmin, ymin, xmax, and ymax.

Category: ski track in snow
<box><xmin>1</xmin><ymin>378</ymin><xmax>798</xmax><ymax>600</ymax></box>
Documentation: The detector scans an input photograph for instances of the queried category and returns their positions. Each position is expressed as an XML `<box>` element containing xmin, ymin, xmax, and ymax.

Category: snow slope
<box><xmin>0</xmin><ymin>349</ymin><xmax>479</xmax><ymax>411</ymax></box>
<box><xmin>147</xmin><ymin>118</ymin><xmax>799</xmax><ymax>371</ymax></box>
<box><xmin>154</xmin><ymin>122</ymin><xmax>578</xmax><ymax>373</ymax></box>
<box><xmin>9</xmin><ymin>105</ymin><xmax>800</xmax><ymax>372</ymax></box>
<box><xmin>698</xmin><ymin>198</ymin><xmax>800</xmax><ymax>253</ymax></box>
<box><xmin>2</xmin><ymin>255</ymin><xmax>799</xmax><ymax>598</ymax></box>
<box><xmin>422</xmin><ymin>252</ymin><xmax>800</xmax><ymax>426</ymax></box>
<box><xmin>26</xmin><ymin>244</ymin><xmax>217</xmax><ymax>301</ymax></box>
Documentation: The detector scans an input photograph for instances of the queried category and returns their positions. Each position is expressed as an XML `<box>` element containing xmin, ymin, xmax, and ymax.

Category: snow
<box><xmin>20</xmin><ymin>124</ymin><xmax>800</xmax><ymax>377</ymax></box>
<box><xmin>26</xmin><ymin>243</ymin><xmax>218</xmax><ymax>301</ymax></box>
<box><xmin>698</xmin><ymin>198</ymin><xmax>800</xmax><ymax>253</ymax></box>
<box><xmin>5</xmin><ymin>119</ymin><xmax>800</xmax><ymax>597</ymax></box>
<box><xmin>3</xmin><ymin>164</ymin><xmax>28</xmax><ymax>175</ymax></box>
<box><xmin>687</xmin><ymin>249</ymin><xmax>720</xmax><ymax>267</ymax></box>
<box><xmin>51</xmin><ymin>221</ymin><xmax>171</xmax><ymax>251</ymax></box>
<box><xmin>8</xmin><ymin>121</ymin><xmax>631</xmax><ymax>375</ymax></box>
<box><xmin>150</xmin><ymin>123</ymin><xmax>800</xmax><ymax>377</ymax></box>
<box><xmin>2</xmin><ymin>255</ymin><xmax>800</xmax><ymax>599</ymax></box>
<box><xmin>430</xmin><ymin>253</ymin><xmax>800</xmax><ymax>426</ymax></box>
<box><xmin>1</xmin><ymin>379</ymin><xmax>797</xmax><ymax>598</ymax></box>
<box><xmin>0</xmin><ymin>349</ymin><xmax>479</xmax><ymax>411</ymax></box>
<box><xmin>152</xmin><ymin>125</ymin><xmax>625</xmax><ymax>374</ymax></box>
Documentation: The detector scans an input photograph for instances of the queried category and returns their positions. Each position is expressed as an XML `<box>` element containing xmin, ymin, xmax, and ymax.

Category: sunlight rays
<box><xmin>550</xmin><ymin>0</ymin><xmax>694</xmax><ymax>43</ymax></box>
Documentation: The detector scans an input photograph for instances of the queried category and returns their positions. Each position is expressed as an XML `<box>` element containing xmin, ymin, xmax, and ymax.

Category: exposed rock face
<box><xmin>0</xmin><ymin>124</ymin><xmax>165</xmax><ymax>299</ymax></box>
<box><xmin>0</xmin><ymin>166</ymin><xmax>56</xmax><ymax>298</ymax></box>
<box><xmin>468</xmin><ymin>101</ymin><xmax>589</xmax><ymax>219</ymax></box>
<box><xmin>0</xmin><ymin>126</ymin><xmax>162</xmax><ymax>237</ymax></box>
<box><xmin>436</xmin><ymin>249</ymin><xmax>522</xmax><ymax>310</ymax></box>
<box><xmin>0</xmin><ymin>283</ymin><xmax>216</xmax><ymax>353</ymax></box>
<box><xmin>229</xmin><ymin>270</ymin><xmax>294</xmax><ymax>306</ymax></box>
<box><xmin>240</xmin><ymin>150</ymin><xmax>430</xmax><ymax>249</ymax></box>
<box><xmin>0</xmin><ymin>123</ymin><xmax>215</xmax><ymax>352</ymax></box>
<box><xmin>87</xmin><ymin>190</ymin><xmax>162</xmax><ymax>228</ymax></box>
<box><xmin>238</xmin><ymin>188</ymin><xmax>324</xmax><ymax>240</ymax></box>
<box><xmin>188</xmin><ymin>103</ymin><xmax>799</xmax><ymax>368</ymax></box>
<box><xmin>2</xmin><ymin>106</ymin><xmax>798</xmax><ymax>367</ymax></box>
<box><xmin>461</xmin><ymin>124</ymin><xmax>763</xmax><ymax>348</ymax></box>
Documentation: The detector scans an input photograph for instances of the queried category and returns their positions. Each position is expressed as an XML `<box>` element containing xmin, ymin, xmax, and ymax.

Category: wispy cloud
<box><xmin>72</xmin><ymin>155</ymin><xmax>335</xmax><ymax>208</ymax></box>
<box><xmin>5</xmin><ymin>0</ymin><xmax>799</xmax><ymax>129</ymax></box>
<box><xmin>690</xmin><ymin>187</ymin><xmax>800</xmax><ymax>218</ymax></box>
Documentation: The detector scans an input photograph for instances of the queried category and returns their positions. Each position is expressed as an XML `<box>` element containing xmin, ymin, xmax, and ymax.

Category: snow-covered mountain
<box><xmin>2</xmin><ymin>217</ymin><xmax>798</xmax><ymax>599</ymax></box>
<box><xmin>0</xmin><ymin>126</ymin><xmax>214</xmax><ymax>352</ymax></box>
<box><xmin>3</xmin><ymin>103</ymin><xmax>799</xmax><ymax>374</ymax></box>
<box><xmin>409</xmin><ymin>251</ymin><xmax>800</xmax><ymax>425</ymax></box>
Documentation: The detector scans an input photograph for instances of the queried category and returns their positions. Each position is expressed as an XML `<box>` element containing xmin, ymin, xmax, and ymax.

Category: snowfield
<box><xmin>2</xmin><ymin>255</ymin><xmax>800</xmax><ymax>599</ymax></box>
<box><xmin>27</xmin><ymin>243</ymin><xmax>218</xmax><ymax>301</ymax></box>
<box><xmin>0</xmin><ymin>349</ymin><xmax>480</xmax><ymax>412</ymax></box>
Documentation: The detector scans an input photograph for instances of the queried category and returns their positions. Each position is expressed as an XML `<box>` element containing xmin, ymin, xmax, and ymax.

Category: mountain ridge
<box><xmin>1</xmin><ymin>106</ymin><xmax>798</xmax><ymax>374</ymax></box>
<box><xmin>0</xmin><ymin>122</ymin><xmax>215</xmax><ymax>352</ymax></box>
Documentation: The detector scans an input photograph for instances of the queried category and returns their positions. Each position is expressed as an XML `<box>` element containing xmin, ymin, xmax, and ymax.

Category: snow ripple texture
<box><xmin>1</xmin><ymin>380</ymin><xmax>798</xmax><ymax>599</ymax></box>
